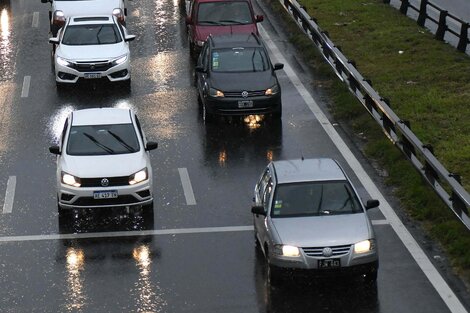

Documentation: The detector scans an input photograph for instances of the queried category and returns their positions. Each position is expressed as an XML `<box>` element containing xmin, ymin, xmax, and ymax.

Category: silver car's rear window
<box><xmin>67</xmin><ymin>124</ymin><xmax>140</xmax><ymax>155</ymax></box>
<box><xmin>62</xmin><ymin>24</ymin><xmax>122</xmax><ymax>45</ymax></box>
<box><xmin>271</xmin><ymin>181</ymin><xmax>362</xmax><ymax>217</ymax></box>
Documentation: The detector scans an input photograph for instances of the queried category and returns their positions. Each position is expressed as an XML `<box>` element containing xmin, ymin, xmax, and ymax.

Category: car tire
<box><xmin>123</xmin><ymin>78</ymin><xmax>131</xmax><ymax>92</ymax></box>
<box><xmin>56</xmin><ymin>81</ymin><xmax>67</xmax><ymax>92</ymax></box>
<box><xmin>264</xmin><ymin>246</ymin><xmax>282</xmax><ymax>286</ymax></box>
<box><xmin>363</xmin><ymin>268</ymin><xmax>378</xmax><ymax>285</ymax></box>
<box><xmin>271</xmin><ymin>105</ymin><xmax>282</xmax><ymax>119</ymax></box>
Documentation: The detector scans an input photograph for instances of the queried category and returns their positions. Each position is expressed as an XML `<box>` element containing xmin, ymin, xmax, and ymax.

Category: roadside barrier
<box><xmin>384</xmin><ymin>0</ymin><xmax>469</xmax><ymax>53</ymax></box>
<box><xmin>278</xmin><ymin>0</ymin><xmax>470</xmax><ymax>229</ymax></box>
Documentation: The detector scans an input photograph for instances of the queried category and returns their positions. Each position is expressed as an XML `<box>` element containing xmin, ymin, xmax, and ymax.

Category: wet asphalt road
<box><xmin>0</xmin><ymin>0</ymin><xmax>468</xmax><ymax>312</ymax></box>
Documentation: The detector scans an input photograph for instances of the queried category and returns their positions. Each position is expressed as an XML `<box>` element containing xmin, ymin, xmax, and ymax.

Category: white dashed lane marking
<box><xmin>178</xmin><ymin>167</ymin><xmax>196</xmax><ymax>205</ymax></box>
<box><xmin>32</xmin><ymin>12</ymin><xmax>39</xmax><ymax>28</ymax></box>
<box><xmin>2</xmin><ymin>176</ymin><xmax>16</xmax><ymax>214</ymax></box>
<box><xmin>21</xmin><ymin>76</ymin><xmax>31</xmax><ymax>98</ymax></box>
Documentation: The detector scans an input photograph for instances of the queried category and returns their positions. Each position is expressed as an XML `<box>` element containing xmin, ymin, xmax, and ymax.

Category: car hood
<box><xmin>194</xmin><ymin>24</ymin><xmax>257</xmax><ymax>42</ymax></box>
<box><xmin>210</xmin><ymin>71</ymin><xmax>275</xmax><ymax>92</ymax></box>
<box><xmin>53</xmin><ymin>0</ymin><xmax>123</xmax><ymax>16</ymax></box>
<box><xmin>271</xmin><ymin>213</ymin><xmax>371</xmax><ymax>247</ymax></box>
<box><xmin>57</xmin><ymin>43</ymin><xmax>128</xmax><ymax>61</ymax></box>
<box><xmin>60</xmin><ymin>152</ymin><xmax>148</xmax><ymax>178</ymax></box>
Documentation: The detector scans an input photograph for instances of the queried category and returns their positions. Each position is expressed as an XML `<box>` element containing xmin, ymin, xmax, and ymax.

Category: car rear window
<box><xmin>67</xmin><ymin>124</ymin><xmax>140</xmax><ymax>156</ymax></box>
<box><xmin>197</xmin><ymin>1</ymin><xmax>253</xmax><ymax>25</ymax></box>
<box><xmin>62</xmin><ymin>24</ymin><xmax>122</xmax><ymax>45</ymax></box>
<box><xmin>271</xmin><ymin>181</ymin><xmax>362</xmax><ymax>217</ymax></box>
<box><xmin>211</xmin><ymin>47</ymin><xmax>269</xmax><ymax>72</ymax></box>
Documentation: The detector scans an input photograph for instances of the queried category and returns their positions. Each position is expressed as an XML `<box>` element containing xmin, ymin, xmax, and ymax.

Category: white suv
<box><xmin>41</xmin><ymin>0</ymin><xmax>128</xmax><ymax>36</ymax></box>
<box><xmin>49</xmin><ymin>108</ymin><xmax>158</xmax><ymax>214</ymax></box>
<box><xmin>49</xmin><ymin>16</ymin><xmax>135</xmax><ymax>88</ymax></box>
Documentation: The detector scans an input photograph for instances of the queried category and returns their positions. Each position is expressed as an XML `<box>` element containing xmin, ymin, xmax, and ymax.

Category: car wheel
<box><xmin>123</xmin><ymin>78</ymin><xmax>131</xmax><ymax>92</ymax></box>
<box><xmin>264</xmin><ymin>246</ymin><xmax>282</xmax><ymax>286</ymax></box>
<box><xmin>56</xmin><ymin>81</ymin><xmax>67</xmax><ymax>92</ymax></box>
<box><xmin>271</xmin><ymin>104</ymin><xmax>282</xmax><ymax>119</ymax></box>
<box><xmin>202</xmin><ymin>102</ymin><xmax>214</xmax><ymax>123</ymax></box>
<box><xmin>363</xmin><ymin>268</ymin><xmax>378</xmax><ymax>285</ymax></box>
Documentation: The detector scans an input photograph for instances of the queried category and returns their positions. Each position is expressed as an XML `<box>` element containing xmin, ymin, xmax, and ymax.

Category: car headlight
<box><xmin>53</xmin><ymin>10</ymin><xmax>65</xmax><ymax>24</ymax></box>
<box><xmin>112</xmin><ymin>55</ymin><xmax>128</xmax><ymax>66</ymax></box>
<box><xmin>129</xmin><ymin>168</ymin><xmax>148</xmax><ymax>185</ymax></box>
<box><xmin>112</xmin><ymin>8</ymin><xmax>125</xmax><ymax>23</ymax></box>
<box><xmin>354</xmin><ymin>239</ymin><xmax>375</xmax><ymax>254</ymax></box>
<box><xmin>56</xmin><ymin>56</ymin><xmax>72</xmax><ymax>67</ymax></box>
<box><xmin>265</xmin><ymin>84</ymin><xmax>279</xmax><ymax>96</ymax></box>
<box><xmin>209</xmin><ymin>88</ymin><xmax>224</xmax><ymax>98</ymax></box>
<box><xmin>274</xmin><ymin>244</ymin><xmax>300</xmax><ymax>257</ymax></box>
<box><xmin>62</xmin><ymin>172</ymin><xmax>81</xmax><ymax>187</ymax></box>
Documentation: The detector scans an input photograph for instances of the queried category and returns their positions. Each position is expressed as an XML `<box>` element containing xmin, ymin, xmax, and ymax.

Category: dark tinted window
<box><xmin>271</xmin><ymin>181</ymin><xmax>362</xmax><ymax>217</ymax></box>
<box><xmin>198</xmin><ymin>1</ymin><xmax>252</xmax><ymax>25</ymax></box>
<box><xmin>62</xmin><ymin>24</ymin><xmax>122</xmax><ymax>45</ymax></box>
<box><xmin>67</xmin><ymin>124</ymin><xmax>140</xmax><ymax>156</ymax></box>
<box><xmin>211</xmin><ymin>47</ymin><xmax>269</xmax><ymax>72</ymax></box>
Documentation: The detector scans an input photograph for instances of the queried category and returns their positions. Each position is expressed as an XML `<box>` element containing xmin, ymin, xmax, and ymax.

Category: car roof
<box><xmin>71</xmin><ymin>108</ymin><xmax>133</xmax><ymax>126</ymax></box>
<box><xmin>272</xmin><ymin>158</ymin><xmax>347</xmax><ymax>184</ymax></box>
<box><xmin>209</xmin><ymin>33</ymin><xmax>263</xmax><ymax>49</ymax></box>
<box><xmin>69</xmin><ymin>16</ymin><xmax>114</xmax><ymax>26</ymax></box>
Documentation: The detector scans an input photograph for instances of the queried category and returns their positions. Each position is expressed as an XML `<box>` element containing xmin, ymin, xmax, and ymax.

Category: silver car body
<box><xmin>252</xmin><ymin>158</ymin><xmax>378</xmax><ymax>274</ymax></box>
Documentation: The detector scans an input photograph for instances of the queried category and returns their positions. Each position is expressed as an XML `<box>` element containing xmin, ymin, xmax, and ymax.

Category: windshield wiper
<box><xmin>83</xmin><ymin>132</ymin><xmax>115</xmax><ymax>154</ymax></box>
<box><xmin>95</xmin><ymin>25</ymin><xmax>104</xmax><ymax>44</ymax></box>
<box><xmin>198</xmin><ymin>20</ymin><xmax>224</xmax><ymax>25</ymax></box>
<box><xmin>218</xmin><ymin>19</ymin><xmax>248</xmax><ymax>25</ymax></box>
<box><xmin>107</xmin><ymin>130</ymin><xmax>136</xmax><ymax>153</ymax></box>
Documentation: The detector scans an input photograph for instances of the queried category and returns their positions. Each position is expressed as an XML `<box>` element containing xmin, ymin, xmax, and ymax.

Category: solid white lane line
<box><xmin>32</xmin><ymin>12</ymin><xmax>39</xmax><ymax>28</ymax></box>
<box><xmin>259</xmin><ymin>24</ymin><xmax>467</xmax><ymax>313</ymax></box>
<box><xmin>371</xmin><ymin>219</ymin><xmax>389</xmax><ymax>225</ymax></box>
<box><xmin>0</xmin><ymin>225</ymin><xmax>254</xmax><ymax>243</ymax></box>
<box><xmin>2</xmin><ymin>176</ymin><xmax>17</xmax><ymax>214</ymax></box>
<box><xmin>178</xmin><ymin>167</ymin><xmax>196</xmax><ymax>205</ymax></box>
<box><xmin>21</xmin><ymin>76</ymin><xmax>31</xmax><ymax>98</ymax></box>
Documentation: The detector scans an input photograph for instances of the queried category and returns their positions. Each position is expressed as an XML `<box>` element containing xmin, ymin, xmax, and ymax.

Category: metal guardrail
<box><xmin>385</xmin><ymin>0</ymin><xmax>469</xmax><ymax>52</ymax></box>
<box><xmin>278</xmin><ymin>0</ymin><xmax>470</xmax><ymax>230</ymax></box>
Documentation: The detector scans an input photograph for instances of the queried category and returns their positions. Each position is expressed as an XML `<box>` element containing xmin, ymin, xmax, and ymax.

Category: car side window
<box><xmin>257</xmin><ymin>168</ymin><xmax>270</xmax><ymax>200</ymax></box>
<box><xmin>202</xmin><ymin>45</ymin><xmax>209</xmax><ymax>70</ymax></box>
<box><xmin>61</xmin><ymin>118</ymin><xmax>69</xmax><ymax>149</ymax></box>
<box><xmin>262</xmin><ymin>178</ymin><xmax>273</xmax><ymax>212</ymax></box>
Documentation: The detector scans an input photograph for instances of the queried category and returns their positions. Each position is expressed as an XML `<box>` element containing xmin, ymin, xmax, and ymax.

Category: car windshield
<box><xmin>271</xmin><ymin>181</ymin><xmax>363</xmax><ymax>217</ymax></box>
<box><xmin>67</xmin><ymin>124</ymin><xmax>140</xmax><ymax>156</ymax></box>
<box><xmin>211</xmin><ymin>48</ymin><xmax>269</xmax><ymax>72</ymax></box>
<box><xmin>197</xmin><ymin>1</ymin><xmax>252</xmax><ymax>25</ymax></box>
<box><xmin>62</xmin><ymin>24</ymin><xmax>122</xmax><ymax>45</ymax></box>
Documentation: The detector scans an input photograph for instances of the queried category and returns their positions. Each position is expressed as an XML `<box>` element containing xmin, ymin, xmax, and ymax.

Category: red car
<box><xmin>185</xmin><ymin>0</ymin><xmax>263</xmax><ymax>57</ymax></box>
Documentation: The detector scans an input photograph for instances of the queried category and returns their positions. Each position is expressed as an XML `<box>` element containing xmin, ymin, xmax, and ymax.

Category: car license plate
<box><xmin>318</xmin><ymin>259</ymin><xmax>341</xmax><ymax>269</ymax></box>
<box><xmin>93</xmin><ymin>190</ymin><xmax>118</xmax><ymax>199</ymax></box>
<box><xmin>84</xmin><ymin>73</ymin><xmax>101</xmax><ymax>79</ymax></box>
<box><xmin>238</xmin><ymin>100</ymin><xmax>253</xmax><ymax>108</ymax></box>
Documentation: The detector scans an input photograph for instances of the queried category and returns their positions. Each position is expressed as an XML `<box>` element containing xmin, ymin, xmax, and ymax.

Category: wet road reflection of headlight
<box><xmin>243</xmin><ymin>115</ymin><xmax>263</xmax><ymax>129</ymax></box>
<box><xmin>133</xmin><ymin>245</ymin><xmax>151</xmax><ymax>267</ymax></box>
<box><xmin>266</xmin><ymin>150</ymin><xmax>273</xmax><ymax>162</ymax></box>
<box><xmin>218</xmin><ymin>150</ymin><xmax>227</xmax><ymax>166</ymax></box>
<box><xmin>66</xmin><ymin>248</ymin><xmax>85</xmax><ymax>270</ymax></box>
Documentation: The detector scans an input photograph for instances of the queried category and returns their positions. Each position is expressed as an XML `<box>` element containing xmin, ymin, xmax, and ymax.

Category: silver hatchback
<box><xmin>251</xmin><ymin>158</ymin><xmax>380</xmax><ymax>285</ymax></box>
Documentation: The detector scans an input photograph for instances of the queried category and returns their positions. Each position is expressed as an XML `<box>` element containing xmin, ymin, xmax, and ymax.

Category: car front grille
<box><xmin>302</xmin><ymin>244</ymin><xmax>351</xmax><ymax>257</ymax></box>
<box><xmin>72</xmin><ymin>60</ymin><xmax>113</xmax><ymax>72</ymax></box>
<box><xmin>223</xmin><ymin>90</ymin><xmax>265</xmax><ymax>98</ymax></box>
<box><xmin>80</xmin><ymin>176</ymin><xmax>129</xmax><ymax>187</ymax></box>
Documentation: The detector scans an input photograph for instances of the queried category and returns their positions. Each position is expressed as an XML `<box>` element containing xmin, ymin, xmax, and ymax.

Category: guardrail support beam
<box><xmin>457</xmin><ymin>23</ymin><xmax>469</xmax><ymax>52</ymax></box>
<box><xmin>417</xmin><ymin>0</ymin><xmax>428</xmax><ymax>27</ymax></box>
<box><xmin>400</xmin><ymin>0</ymin><xmax>409</xmax><ymax>15</ymax></box>
<box><xmin>435</xmin><ymin>10</ymin><xmax>448</xmax><ymax>41</ymax></box>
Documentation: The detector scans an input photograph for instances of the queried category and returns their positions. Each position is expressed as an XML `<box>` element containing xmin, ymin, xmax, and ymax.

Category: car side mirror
<box><xmin>49</xmin><ymin>146</ymin><xmax>61</xmax><ymax>155</ymax></box>
<box><xmin>255</xmin><ymin>15</ymin><xmax>264</xmax><ymax>23</ymax></box>
<box><xmin>49</xmin><ymin>37</ymin><xmax>59</xmax><ymax>45</ymax></box>
<box><xmin>145</xmin><ymin>141</ymin><xmax>158</xmax><ymax>151</ymax></box>
<box><xmin>185</xmin><ymin>16</ymin><xmax>192</xmax><ymax>25</ymax></box>
<box><xmin>365</xmin><ymin>199</ymin><xmax>379</xmax><ymax>210</ymax></box>
<box><xmin>195</xmin><ymin>66</ymin><xmax>206</xmax><ymax>73</ymax></box>
<box><xmin>273</xmin><ymin>63</ymin><xmax>284</xmax><ymax>71</ymax></box>
<box><xmin>251</xmin><ymin>205</ymin><xmax>266</xmax><ymax>216</ymax></box>
<box><xmin>125</xmin><ymin>35</ymin><xmax>136</xmax><ymax>42</ymax></box>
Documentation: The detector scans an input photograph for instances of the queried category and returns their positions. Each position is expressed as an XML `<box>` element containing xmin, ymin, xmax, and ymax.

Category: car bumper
<box><xmin>204</xmin><ymin>94</ymin><xmax>281</xmax><ymax>116</ymax></box>
<box><xmin>58</xmin><ymin>180</ymin><xmax>152</xmax><ymax>209</ymax></box>
<box><xmin>273</xmin><ymin>260</ymin><xmax>379</xmax><ymax>279</ymax></box>
<box><xmin>55</xmin><ymin>60</ymin><xmax>131</xmax><ymax>84</ymax></box>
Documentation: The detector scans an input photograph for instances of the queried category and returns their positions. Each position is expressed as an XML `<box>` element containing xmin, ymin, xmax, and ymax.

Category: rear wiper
<box><xmin>83</xmin><ymin>132</ymin><xmax>115</xmax><ymax>154</ymax></box>
<box><xmin>107</xmin><ymin>130</ymin><xmax>135</xmax><ymax>153</ymax></box>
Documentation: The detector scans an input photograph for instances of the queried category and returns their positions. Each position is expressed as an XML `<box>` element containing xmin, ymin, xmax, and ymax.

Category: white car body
<box><xmin>50</xmin><ymin>16</ymin><xmax>134</xmax><ymax>85</ymax></box>
<box><xmin>42</xmin><ymin>0</ymin><xmax>127</xmax><ymax>35</ymax></box>
<box><xmin>51</xmin><ymin>108</ymin><xmax>157</xmax><ymax>211</ymax></box>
